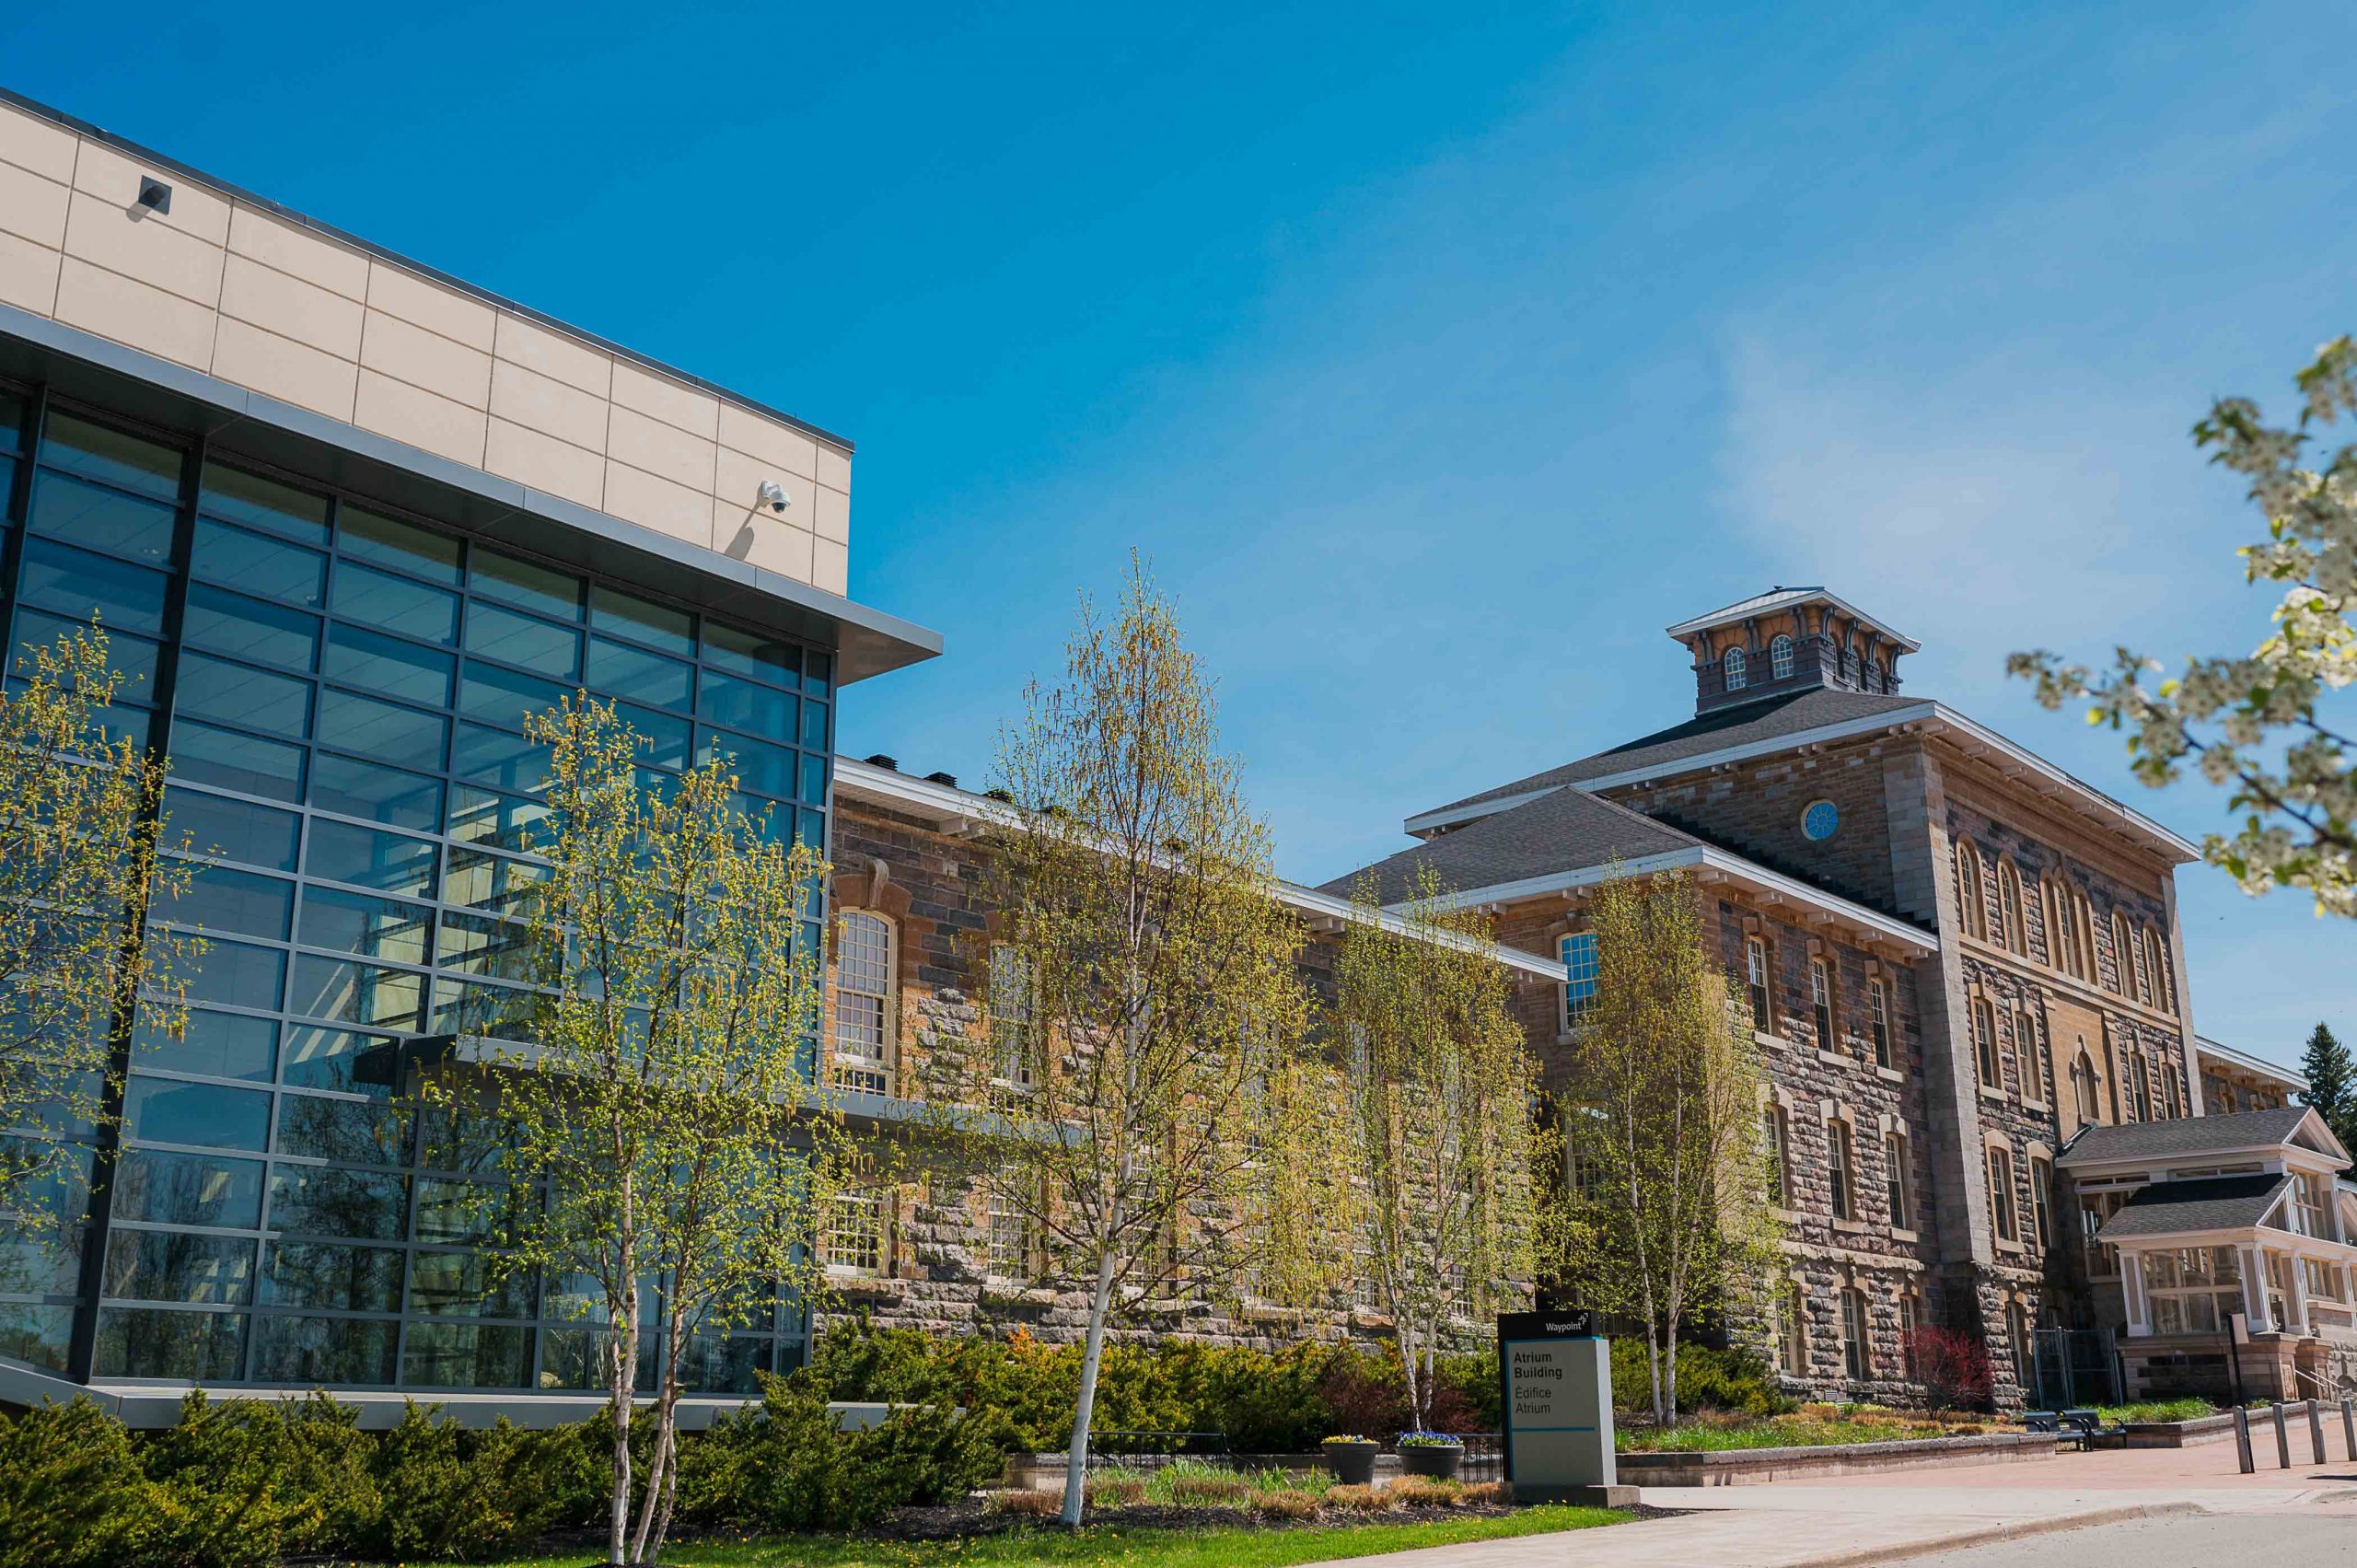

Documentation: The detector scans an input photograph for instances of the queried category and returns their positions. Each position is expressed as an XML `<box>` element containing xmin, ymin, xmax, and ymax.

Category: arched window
<box><xmin>2142</xmin><ymin>929</ymin><xmax>2173</xmax><ymax>1014</ymax></box>
<box><xmin>2044</xmin><ymin>877</ymin><xmax>2089</xmax><ymax>981</ymax></box>
<box><xmin>1956</xmin><ymin>842</ymin><xmax>1989</xmax><ymax>942</ymax></box>
<box><xmin>1770</xmin><ymin>634</ymin><xmax>1795</xmax><ymax>680</ymax></box>
<box><xmin>2107</xmin><ymin>912</ymin><xmax>2132</xmax><ymax>994</ymax></box>
<box><xmin>1997</xmin><ymin>857</ymin><xmax>2027</xmax><ymax>952</ymax></box>
<box><xmin>2072</xmin><ymin>1047</ymin><xmax>2100</xmax><ymax>1125</ymax></box>
<box><xmin>1724</xmin><ymin>646</ymin><xmax>1748</xmax><ymax>691</ymax></box>
<box><xmin>833</xmin><ymin>910</ymin><xmax>897</xmax><ymax>1094</ymax></box>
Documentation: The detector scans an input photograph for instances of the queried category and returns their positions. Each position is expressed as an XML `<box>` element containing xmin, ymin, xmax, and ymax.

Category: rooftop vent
<box><xmin>864</xmin><ymin>754</ymin><xmax>899</xmax><ymax>772</ymax></box>
<box><xmin>924</xmin><ymin>771</ymin><xmax>958</xmax><ymax>789</ymax></box>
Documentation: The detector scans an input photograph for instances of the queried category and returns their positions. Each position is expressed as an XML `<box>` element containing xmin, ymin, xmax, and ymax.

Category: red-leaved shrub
<box><xmin>1903</xmin><ymin>1328</ymin><xmax>1994</xmax><ymax>1412</ymax></box>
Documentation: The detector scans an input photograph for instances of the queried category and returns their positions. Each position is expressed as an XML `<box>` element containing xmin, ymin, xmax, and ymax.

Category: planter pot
<box><xmin>1399</xmin><ymin>1444</ymin><xmax>1464</xmax><ymax>1480</ymax></box>
<box><xmin>1322</xmin><ymin>1441</ymin><xmax>1379</xmax><ymax>1485</ymax></box>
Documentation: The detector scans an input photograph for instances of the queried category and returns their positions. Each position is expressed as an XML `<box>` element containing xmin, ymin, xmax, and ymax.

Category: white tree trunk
<box><xmin>1061</xmin><ymin>1257</ymin><xmax>1119</xmax><ymax>1528</ymax></box>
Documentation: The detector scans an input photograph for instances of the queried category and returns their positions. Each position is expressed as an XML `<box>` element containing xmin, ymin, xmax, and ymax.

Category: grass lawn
<box><xmin>457</xmin><ymin>1506</ymin><xmax>1628</xmax><ymax>1568</ymax></box>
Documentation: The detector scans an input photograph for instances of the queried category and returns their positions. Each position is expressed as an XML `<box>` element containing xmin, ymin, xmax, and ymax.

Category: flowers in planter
<box><xmin>1396</xmin><ymin>1431</ymin><xmax>1464</xmax><ymax>1448</ymax></box>
<box><xmin>1321</xmin><ymin>1434</ymin><xmax>1376</xmax><ymax>1446</ymax></box>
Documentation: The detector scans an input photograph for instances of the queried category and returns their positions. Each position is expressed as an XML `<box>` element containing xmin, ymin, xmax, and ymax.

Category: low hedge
<box><xmin>0</xmin><ymin>1372</ymin><xmax>1001</xmax><ymax>1568</ymax></box>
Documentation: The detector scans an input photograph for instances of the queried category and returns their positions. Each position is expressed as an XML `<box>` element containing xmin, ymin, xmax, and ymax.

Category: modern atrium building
<box><xmin>0</xmin><ymin>88</ymin><xmax>938</xmax><ymax>1418</ymax></box>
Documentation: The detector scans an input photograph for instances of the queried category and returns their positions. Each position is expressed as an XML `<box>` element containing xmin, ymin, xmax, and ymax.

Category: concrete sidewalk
<box><xmin>1350</xmin><ymin>1438</ymin><xmax>2357</xmax><ymax>1568</ymax></box>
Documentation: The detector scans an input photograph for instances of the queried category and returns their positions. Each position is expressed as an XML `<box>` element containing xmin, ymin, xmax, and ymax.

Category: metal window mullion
<box><xmin>65</xmin><ymin>412</ymin><xmax>203</xmax><ymax>1384</ymax></box>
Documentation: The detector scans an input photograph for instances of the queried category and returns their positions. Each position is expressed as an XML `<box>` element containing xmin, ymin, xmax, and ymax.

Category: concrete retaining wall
<box><xmin>1617</xmin><ymin>1430</ymin><xmax>2057</xmax><ymax>1486</ymax></box>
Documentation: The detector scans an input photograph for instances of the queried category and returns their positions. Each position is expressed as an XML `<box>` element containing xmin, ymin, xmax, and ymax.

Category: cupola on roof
<box><xmin>1669</xmin><ymin>587</ymin><xmax>1919</xmax><ymax>717</ymax></box>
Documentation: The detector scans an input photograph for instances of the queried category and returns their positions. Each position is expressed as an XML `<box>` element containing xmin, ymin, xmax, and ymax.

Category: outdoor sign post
<box><xmin>1494</xmin><ymin>1309</ymin><xmax>1637</xmax><ymax>1506</ymax></box>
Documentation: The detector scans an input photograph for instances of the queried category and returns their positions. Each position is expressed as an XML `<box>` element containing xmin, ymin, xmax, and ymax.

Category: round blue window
<box><xmin>1802</xmin><ymin>800</ymin><xmax>1840</xmax><ymax>842</ymax></box>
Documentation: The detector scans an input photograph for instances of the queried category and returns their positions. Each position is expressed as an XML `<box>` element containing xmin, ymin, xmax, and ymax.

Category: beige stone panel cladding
<box><xmin>0</xmin><ymin>97</ymin><xmax>851</xmax><ymax>595</ymax></box>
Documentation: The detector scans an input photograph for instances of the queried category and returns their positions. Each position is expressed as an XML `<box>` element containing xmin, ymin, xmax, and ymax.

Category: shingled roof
<box><xmin>2061</xmin><ymin>1107</ymin><xmax>2321</xmax><ymax>1166</ymax></box>
<box><xmin>1319</xmin><ymin>784</ymin><xmax>1703</xmax><ymax>905</ymax></box>
<box><xmin>2097</xmin><ymin>1173</ymin><xmax>2291</xmax><ymax>1240</ymax></box>
<box><xmin>1417</xmin><ymin>688</ymin><xmax>1925</xmax><ymax>821</ymax></box>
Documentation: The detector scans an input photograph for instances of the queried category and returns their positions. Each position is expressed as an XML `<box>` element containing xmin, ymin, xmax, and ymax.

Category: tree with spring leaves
<box><xmin>1331</xmin><ymin>864</ymin><xmax>1560</xmax><ymax>1434</ymax></box>
<box><xmin>0</xmin><ymin>626</ymin><xmax>190</xmax><ymax>1237</ymax></box>
<box><xmin>930</xmin><ymin>561</ymin><xmax>1344</xmax><ymax>1527</ymax></box>
<box><xmin>1561</xmin><ymin>866</ymin><xmax>1782</xmax><ymax>1426</ymax></box>
<box><xmin>2011</xmin><ymin>337</ymin><xmax>2357</xmax><ymax>919</ymax></box>
<box><xmin>429</xmin><ymin>695</ymin><xmax>847</xmax><ymax>1568</ymax></box>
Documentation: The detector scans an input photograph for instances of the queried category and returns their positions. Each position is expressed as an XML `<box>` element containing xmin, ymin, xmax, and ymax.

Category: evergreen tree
<box><xmin>2299</xmin><ymin>1022</ymin><xmax>2357</xmax><ymax>1150</ymax></box>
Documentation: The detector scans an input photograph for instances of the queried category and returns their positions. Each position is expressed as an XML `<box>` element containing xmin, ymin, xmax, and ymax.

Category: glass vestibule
<box><xmin>0</xmin><ymin>382</ymin><xmax>833</xmax><ymax>1396</ymax></box>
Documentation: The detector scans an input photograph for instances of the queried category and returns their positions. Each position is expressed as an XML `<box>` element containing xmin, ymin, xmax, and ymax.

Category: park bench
<box><xmin>2059</xmin><ymin>1408</ymin><xmax>2127</xmax><ymax>1449</ymax></box>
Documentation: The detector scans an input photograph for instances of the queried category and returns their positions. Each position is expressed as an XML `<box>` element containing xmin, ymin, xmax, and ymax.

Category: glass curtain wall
<box><xmin>0</xmin><ymin>381</ymin><xmax>830</xmax><ymax>1395</ymax></box>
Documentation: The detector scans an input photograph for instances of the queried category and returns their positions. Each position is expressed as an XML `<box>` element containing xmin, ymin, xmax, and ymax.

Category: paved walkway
<box><xmin>1354</xmin><ymin>1437</ymin><xmax>2357</xmax><ymax>1567</ymax></box>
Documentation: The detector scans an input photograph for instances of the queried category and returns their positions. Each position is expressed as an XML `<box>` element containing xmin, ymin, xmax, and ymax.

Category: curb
<box><xmin>1778</xmin><ymin>1501</ymin><xmax>2205</xmax><ymax>1568</ymax></box>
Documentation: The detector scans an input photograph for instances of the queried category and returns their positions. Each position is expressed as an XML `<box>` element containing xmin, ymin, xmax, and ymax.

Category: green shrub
<box><xmin>132</xmin><ymin>1391</ymin><xmax>332</xmax><ymax>1568</ymax></box>
<box><xmin>0</xmin><ymin>1399</ymin><xmax>153</xmax><ymax>1568</ymax></box>
<box><xmin>1611</xmin><ymin>1340</ymin><xmax>1791</xmax><ymax>1416</ymax></box>
<box><xmin>679</xmin><ymin>1368</ymin><xmax>1010</xmax><ymax>1533</ymax></box>
<box><xmin>363</xmin><ymin>1404</ymin><xmax>599</xmax><ymax>1562</ymax></box>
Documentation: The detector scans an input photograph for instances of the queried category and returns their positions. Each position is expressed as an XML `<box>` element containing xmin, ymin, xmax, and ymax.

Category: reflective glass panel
<box><xmin>300</xmin><ymin>887</ymin><xmax>432</xmax><ymax>964</ymax></box>
<box><xmin>162</xmin><ymin>786</ymin><xmax>301</xmax><ymax>871</ymax></box>
<box><xmin>28</xmin><ymin>471</ymin><xmax>177</xmax><ymax>563</ymax></box>
<box><xmin>156</xmin><ymin>865</ymin><xmax>295</xmax><ymax>940</ymax></box>
<box><xmin>168</xmin><ymin>721</ymin><xmax>305</xmax><ymax>802</ymax></box>
<box><xmin>250</xmin><ymin>1314</ymin><xmax>399</xmax><ymax>1385</ymax></box>
<box><xmin>586</xmin><ymin>635</ymin><xmax>691</xmax><ymax>710</ymax></box>
<box><xmin>17</xmin><ymin>536</ymin><xmax>168</xmax><ymax>633</ymax></box>
<box><xmin>124</xmin><ymin>1077</ymin><xmax>272</xmax><ymax>1151</ymax></box>
<box><xmin>261</xmin><ymin>1241</ymin><xmax>404</xmax><ymax>1311</ymax></box>
<box><xmin>310</xmin><ymin>754</ymin><xmax>445</xmax><ymax>831</ymax></box>
<box><xmin>182</xmin><ymin>585</ymin><xmax>319</xmax><ymax>671</ymax></box>
<box><xmin>174</xmin><ymin>936</ymin><xmax>287</xmax><ymax>1012</ymax></box>
<box><xmin>191</xmin><ymin>517</ymin><xmax>327</xmax><ymax>606</ymax></box>
<box><xmin>40</xmin><ymin>413</ymin><xmax>180</xmax><ymax>499</ymax></box>
<box><xmin>470</xmin><ymin>549</ymin><xmax>578</xmax><ymax>621</ymax></box>
<box><xmin>702</xmin><ymin>622</ymin><xmax>798</xmax><ymax>687</ymax></box>
<box><xmin>281</xmin><ymin>1026</ymin><xmax>402</xmax><ymax>1096</ymax></box>
<box><xmin>332</xmin><ymin>562</ymin><xmax>459</xmax><ymax>644</ymax></box>
<box><xmin>102</xmin><ymin>1229</ymin><xmax>256</xmax><ymax>1304</ymax></box>
<box><xmin>338</xmin><ymin>505</ymin><xmax>460</xmax><ymax>583</ymax></box>
<box><xmin>198</xmin><ymin>463</ymin><xmax>328</xmax><ymax>540</ymax></box>
<box><xmin>466</xmin><ymin>603</ymin><xmax>579</xmax><ymax>679</ymax></box>
<box><xmin>286</xmin><ymin>957</ymin><xmax>429</xmax><ymax>1032</ymax></box>
<box><xmin>274</xmin><ymin>1092</ymin><xmax>412</xmax><ymax>1167</ymax></box>
<box><xmin>305</xmin><ymin>820</ymin><xmax>438</xmax><ymax>897</ymax></box>
<box><xmin>266</xmin><ymin>1165</ymin><xmax>407</xmax><ymax>1239</ymax></box>
<box><xmin>132</xmin><ymin>1006</ymin><xmax>277</xmax><ymax>1083</ymax></box>
<box><xmin>94</xmin><ymin>1307</ymin><xmax>246</xmax><ymax>1378</ymax></box>
<box><xmin>591</xmin><ymin>585</ymin><xmax>692</xmax><ymax>654</ymax></box>
<box><xmin>112</xmin><ymin>1150</ymin><xmax>264</xmax><ymax>1228</ymax></box>
<box><xmin>323</xmin><ymin>622</ymin><xmax>453</xmax><ymax>707</ymax></box>
<box><xmin>176</xmin><ymin>652</ymin><xmax>311</xmax><ymax>738</ymax></box>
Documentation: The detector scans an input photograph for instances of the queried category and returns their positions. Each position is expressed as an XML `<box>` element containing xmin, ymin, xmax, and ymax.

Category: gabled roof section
<box><xmin>1320</xmin><ymin>785</ymin><xmax>1939</xmax><ymax>958</ymax></box>
<box><xmin>1411</xmin><ymin>689</ymin><xmax>1923</xmax><ymax>828</ymax></box>
<box><xmin>1321</xmin><ymin>786</ymin><xmax>1704</xmax><ymax>906</ymax></box>
<box><xmin>2059</xmin><ymin>1106</ymin><xmax>2343</xmax><ymax>1168</ymax></box>
<box><xmin>2097</xmin><ymin>1173</ymin><xmax>2291</xmax><ymax>1240</ymax></box>
<box><xmin>1665</xmin><ymin>587</ymin><xmax>1922</xmax><ymax>652</ymax></box>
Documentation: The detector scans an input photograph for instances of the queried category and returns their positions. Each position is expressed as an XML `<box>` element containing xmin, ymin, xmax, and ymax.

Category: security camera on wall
<box><xmin>758</xmin><ymin>480</ymin><xmax>790</xmax><ymax>514</ymax></box>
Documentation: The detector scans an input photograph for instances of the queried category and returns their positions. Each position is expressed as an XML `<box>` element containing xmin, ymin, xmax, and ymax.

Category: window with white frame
<box><xmin>986</xmin><ymin>1184</ymin><xmax>1036</xmax><ymax>1282</ymax></box>
<box><xmin>2072</xmin><ymin>1047</ymin><xmax>2100</xmax><ymax>1125</ymax></box>
<box><xmin>1957</xmin><ymin>842</ymin><xmax>1989</xmax><ymax>943</ymax></box>
<box><xmin>2303</xmin><ymin>1257</ymin><xmax>2348</xmax><ymax>1305</ymax></box>
<box><xmin>824</xmin><ymin>1191</ymin><xmax>888</xmax><ymax>1276</ymax></box>
<box><xmin>2142</xmin><ymin>929</ymin><xmax>2173</xmax><ymax>1013</ymax></box>
<box><xmin>1810</xmin><ymin>958</ymin><xmax>1835</xmax><ymax>1053</ymax></box>
<box><xmin>832</xmin><ymin>910</ymin><xmax>896</xmax><ymax>1094</ymax></box>
<box><xmin>989</xmin><ymin>944</ymin><xmax>1037</xmax><ymax>1091</ymax></box>
<box><xmin>2131</xmin><ymin>1053</ymin><xmax>2151</xmax><ymax>1122</ymax></box>
<box><xmin>1867</xmin><ymin>980</ymin><xmax>1892</xmax><ymax>1068</ymax></box>
<box><xmin>2143</xmin><ymin>1246</ymin><xmax>2242</xmax><ymax>1333</ymax></box>
<box><xmin>1724</xmin><ymin>646</ymin><xmax>1748</xmax><ymax>691</ymax></box>
<box><xmin>1770</xmin><ymin>633</ymin><xmax>1795</xmax><ymax>680</ymax></box>
<box><xmin>1885</xmin><ymin>1129</ymin><xmax>1910</xmax><ymax>1231</ymax></box>
<box><xmin>2265</xmin><ymin>1249</ymin><xmax>2293</xmax><ymax>1329</ymax></box>
<box><xmin>1829</xmin><ymin>1116</ymin><xmax>1856</xmax><ymax>1223</ymax></box>
<box><xmin>2291</xmin><ymin>1171</ymin><xmax>2330</xmax><ymax>1238</ymax></box>
<box><xmin>1777</xmin><ymin>1291</ymin><xmax>1806</xmax><ymax>1374</ymax></box>
<box><xmin>1840</xmin><ymin>1287</ymin><xmax>1869</xmax><ymax>1380</ymax></box>
<box><xmin>2015</xmin><ymin>1011</ymin><xmax>2048</xmax><ymax>1105</ymax></box>
<box><xmin>1997</xmin><ymin>858</ymin><xmax>2027</xmax><ymax>952</ymax></box>
<box><xmin>1745</xmin><ymin>936</ymin><xmax>1773</xmax><ymax>1031</ymax></box>
<box><xmin>1898</xmin><ymin>1290</ymin><xmax>1921</xmax><ymax>1375</ymax></box>
<box><xmin>1561</xmin><ymin>932</ymin><xmax>1598</xmax><ymax>1030</ymax></box>
<box><xmin>1763</xmin><ymin>1103</ymin><xmax>1791</xmax><ymax>1207</ymax></box>
<box><xmin>1974</xmin><ymin>999</ymin><xmax>2002</xmax><ymax>1091</ymax></box>
<box><xmin>2029</xmin><ymin>1156</ymin><xmax>2053</xmax><ymax>1252</ymax></box>
<box><xmin>2080</xmin><ymin>1189</ymin><xmax>2126</xmax><ymax>1276</ymax></box>
<box><xmin>2006</xmin><ymin>1300</ymin><xmax>2031</xmax><ymax>1383</ymax></box>
<box><xmin>1988</xmin><ymin>1144</ymin><xmax>2018</xmax><ymax>1244</ymax></box>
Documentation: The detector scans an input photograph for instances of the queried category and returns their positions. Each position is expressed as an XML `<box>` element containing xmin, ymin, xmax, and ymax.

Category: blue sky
<box><xmin>8</xmin><ymin>3</ymin><xmax>2353</xmax><ymax>1070</ymax></box>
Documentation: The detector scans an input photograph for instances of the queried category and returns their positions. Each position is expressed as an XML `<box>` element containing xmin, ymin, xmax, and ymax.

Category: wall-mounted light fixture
<box><xmin>758</xmin><ymin>480</ymin><xmax>790</xmax><ymax>514</ymax></box>
<box><xmin>135</xmin><ymin>177</ymin><xmax>172</xmax><ymax>215</ymax></box>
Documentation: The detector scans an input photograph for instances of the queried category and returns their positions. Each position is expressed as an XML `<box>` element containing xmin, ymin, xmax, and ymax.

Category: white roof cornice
<box><xmin>830</xmin><ymin>758</ymin><xmax>1566</xmax><ymax>982</ymax></box>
